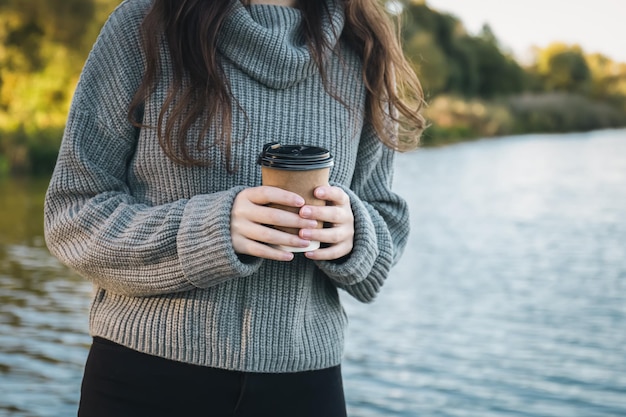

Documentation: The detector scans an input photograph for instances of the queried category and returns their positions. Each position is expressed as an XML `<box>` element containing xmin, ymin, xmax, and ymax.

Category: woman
<box><xmin>44</xmin><ymin>0</ymin><xmax>424</xmax><ymax>415</ymax></box>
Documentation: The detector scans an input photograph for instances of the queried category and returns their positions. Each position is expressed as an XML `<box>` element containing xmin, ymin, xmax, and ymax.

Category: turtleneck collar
<box><xmin>218</xmin><ymin>0</ymin><xmax>345</xmax><ymax>90</ymax></box>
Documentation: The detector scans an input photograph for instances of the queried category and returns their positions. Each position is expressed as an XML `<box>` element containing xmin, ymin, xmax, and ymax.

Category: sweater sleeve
<box><xmin>315</xmin><ymin>122</ymin><xmax>410</xmax><ymax>303</ymax></box>
<box><xmin>44</xmin><ymin>1</ymin><xmax>262</xmax><ymax>297</ymax></box>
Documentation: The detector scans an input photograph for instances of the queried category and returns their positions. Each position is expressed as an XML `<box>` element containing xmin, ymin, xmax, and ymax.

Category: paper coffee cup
<box><xmin>258</xmin><ymin>142</ymin><xmax>334</xmax><ymax>252</ymax></box>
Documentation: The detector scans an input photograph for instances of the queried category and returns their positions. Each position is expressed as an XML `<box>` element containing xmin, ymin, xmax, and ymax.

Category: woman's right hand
<box><xmin>231</xmin><ymin>186</ymin><xmax>318</xmax><ymax>261</ymax></box>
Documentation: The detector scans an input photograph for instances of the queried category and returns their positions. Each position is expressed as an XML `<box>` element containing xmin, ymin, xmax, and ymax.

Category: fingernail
<box><xmin>295</xmin><ymin>197</ymin><xmax>305</xmax><ymax>206</ymax></box>
<box><xmin>301</xmin><ymin>207</ymin><xmax>312</xmax><ymax>217</ymax></box>
<box><xmin>301</xmin><ymin>230</ymin><xmax>311</xmax><ymax>239</ymax></box>
<box><xmin>315</xmin><ymin>188</ymin><xmax>325</xmax><ymax>198</ymax></box>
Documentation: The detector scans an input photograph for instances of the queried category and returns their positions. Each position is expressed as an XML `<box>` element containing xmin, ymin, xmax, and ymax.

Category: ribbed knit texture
<box><xmin>44</xmin><ymin>0</ymin><xmax>410</xmax><ymax>373</ymax></box>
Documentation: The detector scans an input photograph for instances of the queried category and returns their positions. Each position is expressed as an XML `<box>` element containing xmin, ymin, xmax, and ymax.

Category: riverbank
<box><xmin>1</xmin><ymin>92</ymin><xmax>625</xmax><ymax>176</ymax></box>
<box><xmin>421</xmin><ymin>93</ymin><xmax>626</xmax><ymax>147</ymax></box>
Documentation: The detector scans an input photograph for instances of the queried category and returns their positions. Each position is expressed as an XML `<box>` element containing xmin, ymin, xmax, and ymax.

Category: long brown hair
<box><xmin>129</xmin><ymin>0</ymin><xmax>425</xmax><ymax>169</ymax></box>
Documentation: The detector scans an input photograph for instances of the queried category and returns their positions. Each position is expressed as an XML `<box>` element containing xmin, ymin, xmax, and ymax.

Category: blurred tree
<box><xmin>471</xmin><ymin>25</ymin><xmax>526</xmax><ymax>97</ymax></box>
<box><xmin>402</xmin><ymin>1</ymin><xmax>471</xmax><ymax>95</ymax></box>
<box><xmin>478</xmin><ymin>23</ymin><xmax>498</xmax><ymax>46</ymax></box>
<box><xmin>1</xmin><ymin>0</ymin><xmax>624</xmax><ymax>174</ymax></box>
<box><xmin>534</xmin><ymin>43</ymin><xmax>592</xmax><ymax>93</ymax></box>
<box><xmin>406</xmin><ymin>32</ymin><xmax>449</xmax><ymax>97</ymax></box>
<box><xmin>401</xmin><ymin>2</ymin><xmax>526</xmax><ymax>98</ymax></box>
<box><xmin>0</xmin><ymin>0</ymin><xmax>120</xmax><ymax>174</ymax></box>
<box><xmin>0</xmin><ymin>0</ymin><xmax>95</xmax><ymax>52</ymax></box>
<box><xmin>586</xmin><ymin>53</ymin><xmax>626</xmax><ymax>112</ymax></box>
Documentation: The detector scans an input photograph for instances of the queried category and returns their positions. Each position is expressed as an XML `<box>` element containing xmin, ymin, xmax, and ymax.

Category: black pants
<box><xmin>78</xmin><ymin>337</ymin><xmax>347</xmax><ymax>417</ymax></box>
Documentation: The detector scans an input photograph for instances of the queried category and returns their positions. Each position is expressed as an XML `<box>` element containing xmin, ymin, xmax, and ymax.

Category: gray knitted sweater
<box><xmin>44</xmin><ymin>0</ymin><xmax>410</xmax><ymax>373</ymax></box>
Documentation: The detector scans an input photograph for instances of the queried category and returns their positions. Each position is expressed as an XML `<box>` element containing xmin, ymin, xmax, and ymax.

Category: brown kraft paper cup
<box><xmin>258</xmin><ymin>143</ymin><xmax>334</xmax><ymax>252</ymax></box>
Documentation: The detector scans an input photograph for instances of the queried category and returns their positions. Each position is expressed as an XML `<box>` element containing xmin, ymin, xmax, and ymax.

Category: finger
<box><xmin>235</xmin><ymin>222</ymin><xmax>312</xmax><ymax>249</ymax></box>
<box><xmin>314</xmin><ymin>186</ymin><xmax>350</xmax><ymax>206</ymax></box>
<box><xmin>232</xmin><ymin>195</ymin><xmax>318</xmax><ymax>229</ymax></box>
<box><xmin>246</xmin><ymin>186</ymin><xmax>305</xmax><ymax>207</ymax></box>
<box><xmin>300</xmin><ymin>225</ymin><xmax>352</xmax><ymax>245</ymax></box>
<box><xmin>248</xmin><ymin>205</ymin><xmax>318</xmax><ymax>229</ymax></box>
<box><xmin>299</xmin><ymin>205</ymin><xmax>351</xmax><ymax>225</ymax></box>
<box><xmin>233</xmin><ymin>235</ymin><xmax>294</xmax><ymax>262</ymax></box>
<box><xmin>304</xmin><ymin>242</ymin><xmax>353</xmax><ymax>261</ymax></box>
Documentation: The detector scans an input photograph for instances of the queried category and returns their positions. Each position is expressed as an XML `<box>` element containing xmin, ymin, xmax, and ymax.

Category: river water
<box><xmin>1</xmin><ymin>129</ymin><xmax>625</xmax><ymax>416</ymax></box>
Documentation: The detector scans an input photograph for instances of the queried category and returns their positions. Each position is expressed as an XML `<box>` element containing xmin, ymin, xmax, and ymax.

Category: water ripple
<box><xmin>2</xmin><ymin>131</ymin><xmax>626</xmax><ymax>416</ymax></box>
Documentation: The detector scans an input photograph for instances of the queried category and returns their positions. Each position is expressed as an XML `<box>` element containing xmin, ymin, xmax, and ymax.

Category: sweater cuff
<box><xmin>315</xmin><ymin>185</ymin><xmax>378</xmax><ymax>285</ymax></box>
<box><xmin>177</xmin><ymin>186</ymin><xmax>262</xmax><ymax>288</ymax></box>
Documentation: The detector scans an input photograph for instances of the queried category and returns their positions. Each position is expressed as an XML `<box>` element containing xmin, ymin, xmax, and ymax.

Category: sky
<box><xmin>422</xmin><ymin>0</ymin><xmax>626</xmax><ymax>63</ymax></box>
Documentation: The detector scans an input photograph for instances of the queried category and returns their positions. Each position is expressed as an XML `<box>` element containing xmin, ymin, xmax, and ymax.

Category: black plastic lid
<box><xmin>257</xmin><ymin>143</ymin><xmax>334</xmax><ymax>171</ymax></box>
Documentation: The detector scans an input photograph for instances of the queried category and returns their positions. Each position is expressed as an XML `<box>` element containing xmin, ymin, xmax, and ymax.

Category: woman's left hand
<box><xmin>299</xmin><ymin>186</ymin><xmax>354</xmax><ymax>261</ymax></box>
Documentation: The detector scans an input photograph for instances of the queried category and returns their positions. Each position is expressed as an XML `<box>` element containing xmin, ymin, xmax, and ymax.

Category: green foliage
<box><xmin>0</xmin><ymin>0</ymin><xmax>625</xmax><ymax>175</ymax></box>
<box><xmin>0</xmin><ymin>0</ymin><xmax>95</xmax><ymax>49</ymax></box>
<box><xmin>471</xmin><ymin>27</ymin><xmax>526</xmax><ymax>98</ymax></box>
<box><xmin>397</xmin><ymin>1</ymin><xmax>626</xmax><ymax>146</ymax></box>
<box><xmin>0</xmin><ymin>125</ymin><xmax>63</xmax><ymax>176</ymax></box>
<box><xmin>0</xmin><ymin>176</ymin><xmax>49</xmax><ymax>245</ymax></box>
<box><xmin>531</xmin><ymin>43</ymin><xmax>592</xmax><ymax>93</ymax></box>
<box><xmin>0</xmin><ymin>155</ymin><xmax>9</xmax><ymax>177</ymax></box>
<box><xmin>0</xmin><ymin>0</ymin><xmax>120</xmax><ymax>176</ymax></box>
<box><xmin>586</xmin><ymin>53</ymin><xmax>626</xmax><ymax>111</ymax></box>
<box><xmin>422</xmin><ymin>95</ymin><xmax>514</xmax><ymax>146</ymax></box>
<box><xmin>401</xmin><ymin>2</ymin><xmax>527</xmax><ymax>98</ymax></box>
<box><xmin>507</xmin><ymin>93</ymin><xmax>626</xmax><ymax>134</ymax></box>
<box><xmin>421</xmin><ymin>92</ymin><xmax>626</xmax><ymax>146</ymax></box>
<box><xmin>406</xmin><ymin>32</ymin><xmax>448</xmax><ymax>96</ymax></box>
